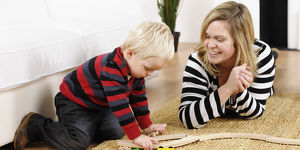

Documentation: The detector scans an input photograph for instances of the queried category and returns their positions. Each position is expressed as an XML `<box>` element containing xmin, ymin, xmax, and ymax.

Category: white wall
<box><xmin>288</xmin><ymin>0</ymin><xmax>300</xmax><ymax>49</ymax></box>
<box><xmin>140</xmin><ymin>0</ymin><xmax>260</xmax><ymax>43</ymax></box>
<box><xmin>176</xmin><ymin>0</ymin><xmax>213</xmax><ymax>43</ymax></box>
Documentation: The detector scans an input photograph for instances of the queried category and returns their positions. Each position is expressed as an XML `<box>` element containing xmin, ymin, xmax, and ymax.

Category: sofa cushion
<box><xmin>46</xmin><ymin>0</ymin><xmax>144</xmax><ymax>59</ymax></box>
<box><xmin>0</xmin><ymin>21</ymin><xmax>85</xmax><ymax>90</ymax></box>
<box><xmin>45</xmin><ymin>0</ymin><xmax>143</xmax><ymax>21</ymax></box>
<box><xmin>0</xmin><ymin>0</ymin><xmax>49</xmax><ymax>26</ymax></box>
<box><xmin>52</xmin><ymin>18</ymin><xmax>140</xmax><ymax>59</ymax></box>
<box><xmin>0</xmin><ymin>0</ymin><xmax>144</xmax><ymax>91</ymax></box>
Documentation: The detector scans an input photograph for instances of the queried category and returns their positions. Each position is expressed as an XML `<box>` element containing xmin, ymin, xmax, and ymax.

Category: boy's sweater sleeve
<box><xmin>129</xmin><ymin>79</ymin><xmax>152</xmax><ymax>130</ymax></box>
<box><xmin>100</xmin><ymin>72</ymin><xmax>142</xmax><ymax>140</ymax></box>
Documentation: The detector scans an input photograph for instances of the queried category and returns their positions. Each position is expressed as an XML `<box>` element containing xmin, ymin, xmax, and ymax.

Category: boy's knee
<box><xmin>62</xmin><ymin>128</ymin><xmax>94</xmax><ymax>150</ymax></box>
<box><xmin>65</xmin><ymin>137</ymin><xmax>92</xmax><ymax>150</ymax></box>
<box><xmin>96</xmin><ymin>127</ymin><xmax>124</xmax><ymax>141</ymax></box>
<box><xmin>106</xmin><ymin>127</ymin><xmax>125</xmax><ymax>140</ymax></box>
<box><xmin>111</xmin><ymin>129</ymin><xmax>125</xmax><ymax>139</ymax></box>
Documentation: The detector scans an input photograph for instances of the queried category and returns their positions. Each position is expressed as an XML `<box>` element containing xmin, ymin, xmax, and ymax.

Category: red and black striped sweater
<box><xmin>60</xmin><ymin>47</ymin><xmax>152</xmax><ymax>140</ymax></box>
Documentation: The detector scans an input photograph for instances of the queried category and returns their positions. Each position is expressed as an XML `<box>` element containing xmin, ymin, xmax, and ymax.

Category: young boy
<box><xmin>14</xmin><ymin>21</ymin><xmax>175</xmax><ymax>150</ymax></box>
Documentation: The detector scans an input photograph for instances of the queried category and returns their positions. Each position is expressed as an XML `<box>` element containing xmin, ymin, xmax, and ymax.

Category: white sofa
<box><xmin>0</xmin><ymin>0</ymin><xmax>144</xmax><ymax>146</ymax></box>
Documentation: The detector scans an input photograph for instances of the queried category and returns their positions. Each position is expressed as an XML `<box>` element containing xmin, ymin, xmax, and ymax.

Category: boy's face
<box><xmin>124</xmin><ymin>49</ymin><xmax>167</xmax><ymax>78</ymax></box>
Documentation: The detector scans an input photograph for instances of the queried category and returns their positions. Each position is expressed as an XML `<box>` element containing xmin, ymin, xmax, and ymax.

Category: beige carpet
<box><xmin>92</xmin><ymin>93</ymin><xmax>300</xmax><ymax>150</ymax></box>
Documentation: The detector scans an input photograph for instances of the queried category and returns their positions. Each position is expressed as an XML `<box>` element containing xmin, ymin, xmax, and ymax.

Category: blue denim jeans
<box><xmin>27</xmin><ymin>92</ymin><xmax>125</xmax><ymax>150</ymax></box>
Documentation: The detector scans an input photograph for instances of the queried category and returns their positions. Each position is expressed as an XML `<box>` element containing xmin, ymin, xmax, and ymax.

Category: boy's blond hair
<box><xmin>121</xmin><ymin>21</ymin><xmax>174</xmax><ymax>62</ymax></box>
<box><xmin>196</xmin><ymin>1</ymin><xmax>257</xmax><ymax>77</ymax></box>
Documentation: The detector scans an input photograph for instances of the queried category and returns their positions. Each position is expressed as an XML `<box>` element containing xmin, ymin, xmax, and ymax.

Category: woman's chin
<box><xmin>208</xmin><ymin>58</ymin><xmax>220</xmax><ymax>65</ymax></box>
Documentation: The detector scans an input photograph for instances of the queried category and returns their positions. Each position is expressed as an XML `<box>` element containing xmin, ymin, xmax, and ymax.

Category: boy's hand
<box><xmin>133</xmin><ymin>135</ymin><xmax>157</xmax><ymax>150</ymax></box>
<box><xmin>144</xmin><ymin>124</ymin><xmax>167</xmax><ymax>134</ymax></box>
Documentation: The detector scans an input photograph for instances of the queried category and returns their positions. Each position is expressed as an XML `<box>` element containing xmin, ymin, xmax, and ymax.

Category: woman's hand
<box><xmin>133</xmin><ymin>135</ymin><xmax>158</xmax><ymax>150</ymax></box>
<box><xmin>143</xmin><ymin>124</ymin><xmax>167</xmax><ymax>135</ymax></box>
<box><xmin>225</xmin><ymin>64</ymin><xmax>253</xmax><ymax>94</ymax></box>
<box><xmin>240</xmin><ymin>65</ymin><xmax>253</xmax><ymax>89</ymax></box>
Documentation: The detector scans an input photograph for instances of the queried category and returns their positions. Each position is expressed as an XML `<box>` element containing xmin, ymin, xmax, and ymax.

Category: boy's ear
<box><xmin>125</xmin><ymin>49</ymin><xmax>135</xmax><ymax>59</ymax></box>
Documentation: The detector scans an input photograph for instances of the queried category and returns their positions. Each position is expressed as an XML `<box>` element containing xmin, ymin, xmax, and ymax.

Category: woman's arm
<box><xmin>179</xmin><ymin>53</ymin><xmax>225</xmax><ymax>129</ymax></box>
<box><xmin>229</xmin><ymin>41</ymin><xmax>275</xmax><ymax>119</ymax></box>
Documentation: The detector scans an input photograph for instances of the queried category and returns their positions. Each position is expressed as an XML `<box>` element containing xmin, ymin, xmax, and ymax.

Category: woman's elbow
<box><xmin>241</xmin><ymin>109</ymin><xmax>265</xmax><ymax>119</ymax></box>
<box><xmin>179</xmin><ymin>117</ymin><xmax>207</xmax><ymax>129</ymax></box>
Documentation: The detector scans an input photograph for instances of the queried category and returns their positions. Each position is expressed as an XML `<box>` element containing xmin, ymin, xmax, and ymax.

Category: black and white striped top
<box><xmin>179</xmin><ymin>40</ymin><xmax>275</xmax><ymax>129</ymax></box>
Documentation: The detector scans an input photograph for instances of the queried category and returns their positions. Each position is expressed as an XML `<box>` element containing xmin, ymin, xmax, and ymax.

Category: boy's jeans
<box><xmin>27</xmin><ymin>92</ymin><xmax>125</xmax><ymax>150</ymax></box>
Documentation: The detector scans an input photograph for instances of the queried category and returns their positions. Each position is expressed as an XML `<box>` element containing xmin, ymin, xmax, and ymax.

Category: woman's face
<box><xmin>204</xmin><ymin>20</ymin><xmax>237</xmax><ymax>68</ymax></box>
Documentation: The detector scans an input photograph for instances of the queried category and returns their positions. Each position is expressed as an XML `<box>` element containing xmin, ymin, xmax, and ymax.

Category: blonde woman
<box><xmin>179</xmin><ymin>1</ymin><xmax>275</xmax><ymax>129</ymax></box>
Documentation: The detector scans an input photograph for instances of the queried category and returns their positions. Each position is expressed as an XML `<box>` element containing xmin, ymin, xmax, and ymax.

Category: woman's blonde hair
<box><xmin>121</xmin><ymin>21</ymin><xmax>174</xmax><ymax>62</ymax></box>
<box><xmin>196</xmin><ymin>1</ymin><xmax>257</xmax><ymax>77</ymax></box>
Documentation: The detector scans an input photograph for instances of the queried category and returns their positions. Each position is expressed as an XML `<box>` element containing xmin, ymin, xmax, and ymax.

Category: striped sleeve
<box><xmin>179</xmin><ymin>52</ymin><xmax>225</xmax><ymax>129</ymax></box>
<box><xmin>100</xmin><ymin>50</ymin><xmax>142</xmax><ymax>140</ymax></box>
<box><xmin>230</xmin><ymin>40</ymin><xmax>275</xmax><ymax>119</ymax></box>
<box><xmin>129</xmin><ymin>79</ymin><xmax>152</xmax><ymax>130</ymax></box>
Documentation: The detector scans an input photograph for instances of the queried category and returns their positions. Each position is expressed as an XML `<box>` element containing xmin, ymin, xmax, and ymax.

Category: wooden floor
<box><xmin>272</xmin><ymin>50</ymin><xmax>300</xmax><ymax>93</ymax></box>
<box><xmin>2</xmin><ymin>43</ymin><xmax>300</xmax><ymax>150</ymax></box>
